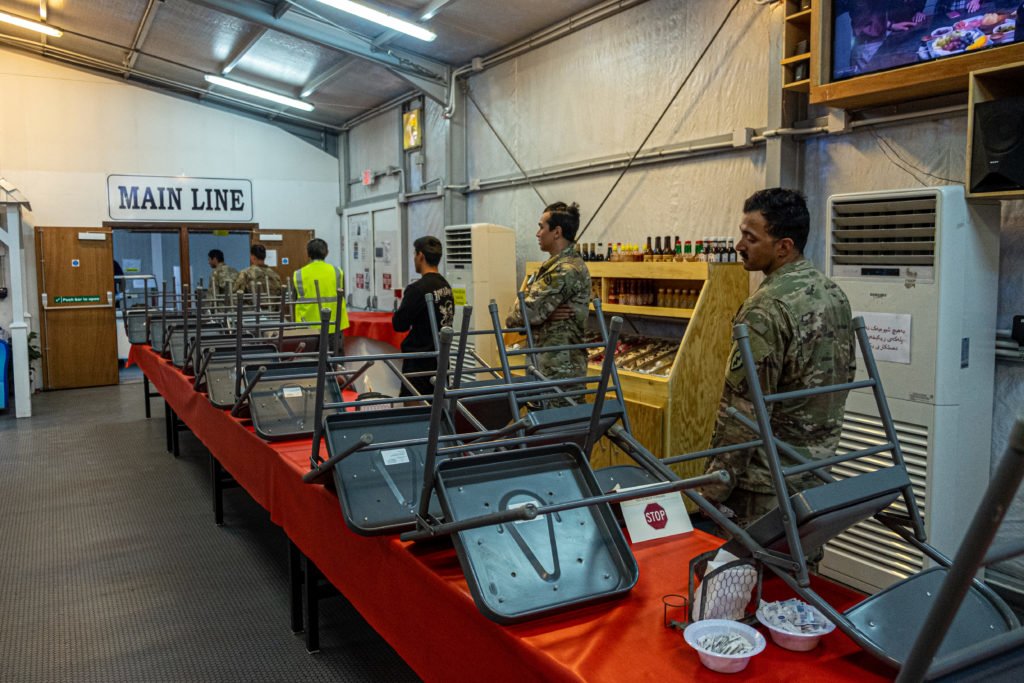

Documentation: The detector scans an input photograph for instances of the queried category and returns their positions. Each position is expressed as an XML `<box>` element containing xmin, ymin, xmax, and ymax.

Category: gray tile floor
<box><xmin>0</xmin><ymin>384</ymin><xmax>419</xmax><ymax>682</ymax></box>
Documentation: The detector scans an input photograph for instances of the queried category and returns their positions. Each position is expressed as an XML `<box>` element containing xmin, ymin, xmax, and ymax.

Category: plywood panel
<box><xmin>668</xmin><ymin>263</ymin><xmax>748</xmax><ymax>462</ymax></box>
<box><xmin>591</xmin><ymin>399</ymin><xmax>664</xmax><ymax>470</ymax></box>
<box><xmin>254</xmin><ymin>229</ymin><xmax>314</xmax><ymax>281</ymax></box>
<box><xmin>44</xmin><ymin>308</ymin><xmax>118</xmax><ymax>388</ymax></box>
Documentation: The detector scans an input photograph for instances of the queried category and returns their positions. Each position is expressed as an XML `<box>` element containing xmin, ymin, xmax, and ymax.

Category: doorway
<box><xmin>35</xmin><ymin>227</ymin><xmax>118</xmax><ymax>389</ymax></box>
<box><xmin>108</xmin><ymin>223</ymin><xmax>255</xmax><ymax>383</ymax></box>
<box><xmin>187</xmin><ymin>229</ymin><xmax>251</xmax><ymax>291</ymax></box>
<box><xmin>111</xmin><ymin>229</ymin><xmax>181</xmax><ymax>382</ymax></box>
<box><xmin>343</xmin><ymin>202</ymin><xmax>402</xmax><ymax>312</ymax></box>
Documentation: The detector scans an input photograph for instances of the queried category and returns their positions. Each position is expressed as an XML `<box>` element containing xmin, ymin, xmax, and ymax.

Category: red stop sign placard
<box><xmin>644</xmin><ymin>502</ymin><xmax>668</xmax><ymax>530</ymax></box>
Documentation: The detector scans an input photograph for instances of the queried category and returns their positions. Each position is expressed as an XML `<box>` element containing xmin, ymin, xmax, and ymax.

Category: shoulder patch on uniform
<box><xmin>729</xmin><ymin>348</ymin><xmax>743</xmax><ymax>371</ymax></box>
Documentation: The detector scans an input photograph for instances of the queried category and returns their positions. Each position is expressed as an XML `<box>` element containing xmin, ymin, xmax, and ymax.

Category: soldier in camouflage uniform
<box><xmin>505</xmin><ymin>202</ymin><xmax>592</xmax><ymax>396</ymax></box>
<box><xmin>233</xmin><ymin>243</ymin><xmax>283</xmax><ymax>300</ymax></box>
<box><xmin>207</xmin><ymin>249</ymin><xmax>238</xmax><ymax>305</ymax></box>
<box><xmin>700</xmin><ymin>189</ymin><xmax>856</xmax><ymax>535</ymax></box>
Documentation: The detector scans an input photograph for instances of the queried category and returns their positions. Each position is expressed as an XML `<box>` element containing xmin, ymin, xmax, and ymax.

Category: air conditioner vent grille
<box><xmin>445</xmin><ymin>226</ymin><xmax>473</xmax><ymax>266</ymax></box>
<box><xmin>824</xmin><ymin>410</ymin><xmax>929</xmax><ymax>578</ymax></box>
<box><xmin>830</xmin><ymin>196</ymin><xmax>937</xmax><ymax>267</ymax></box>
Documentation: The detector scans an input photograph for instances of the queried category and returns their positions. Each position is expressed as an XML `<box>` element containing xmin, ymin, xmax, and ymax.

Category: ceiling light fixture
<box><xmin>0</xmin><ymin>10</ymin><xmax>62</xmax><ymax>37</ymax></box>
<box><xmin>204</xmin><ymin>75</ymin><xmax>315</xmax><ymax>112</ymax></box>
<box><xmin>312</xmin><ymin>0</ymin><xmax>436</xmax><ymax>42</ymax></box>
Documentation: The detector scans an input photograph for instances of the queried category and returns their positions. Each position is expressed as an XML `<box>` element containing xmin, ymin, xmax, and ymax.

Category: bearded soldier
<box><xmin>700</xmin><ymin>188</ymin><xmax>856</xmax><ymax>534</ymax></box>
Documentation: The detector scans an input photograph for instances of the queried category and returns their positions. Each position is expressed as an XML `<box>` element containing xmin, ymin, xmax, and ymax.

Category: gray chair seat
<box><xmin>521</xmin><ymin>399</ymin><xmax>625</xmax><ymax>455</ymax></box>
<box><xmin>723</xmin><ymin>465</ymin><xmax>910</xmax><ymax>558</ymax></box>
<box><xmin>845</xmin><ymin>567</ymin><xmax>1015</xmax><ymax>666</ymax></box>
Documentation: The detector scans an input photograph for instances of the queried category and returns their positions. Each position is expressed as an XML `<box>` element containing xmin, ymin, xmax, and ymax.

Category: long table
<box><xmin>130</xmin><ymin>344</ymin><xmax>893</xmax><ymax>682</ymax></box>
<box><xmin>346</xmin><ymin>311</ymin><xmax>408</xmax><ymax>349</ymax></box>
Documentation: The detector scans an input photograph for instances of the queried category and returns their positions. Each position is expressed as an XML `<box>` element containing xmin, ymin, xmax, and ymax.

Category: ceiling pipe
<box><xmin>123</xmin><ymin>0</ymin><xmax>160</xmax><ymax>74</ymax></box>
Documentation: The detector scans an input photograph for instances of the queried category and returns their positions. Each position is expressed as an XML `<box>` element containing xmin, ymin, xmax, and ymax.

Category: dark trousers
<box><xmin>400</xmin><ymin>356</ymin><xmax>438</xmax><ymax>397</ymax></box>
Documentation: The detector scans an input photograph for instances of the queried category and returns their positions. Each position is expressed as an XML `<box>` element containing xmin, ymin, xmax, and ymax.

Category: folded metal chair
<box><xmin>390</xmin><ymin>323</ymin><xmax>725</xmax><ymax>624</ymax></box>
<box><xmin>304</xmin><ymin>304</ymin><xmax>633</xmax><ymax>538</ymax></box>
<box><xmin>896</xmin><ymin>416</ymin><xmax>1024</xmax><ymax>681</ymax></box>
<box><xmin>116</xmin><ymin>274</ymin><xmax>158</xmax><ymax>345</ymax></box>
<box><xmin>678</xmin><ymin>317</ymin><xmax>1019</xmax><ymax>670</ymax></box>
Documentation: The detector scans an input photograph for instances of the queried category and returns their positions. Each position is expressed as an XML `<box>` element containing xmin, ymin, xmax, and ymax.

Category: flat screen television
<box><xmin>831</xmin><ymin>1</ymin><xmax>1020</xmax><ymax>82</ymax></box>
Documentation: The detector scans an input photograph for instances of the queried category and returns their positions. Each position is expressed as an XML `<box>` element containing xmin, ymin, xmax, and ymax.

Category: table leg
<box><xmin>211</xmin><ymin>455</ymin><xmax>224</xmax><ymax>526</ymax></box>
<box><xmin>289</xmin><ymin>541</ymin><xmax>304</xmax><ymax>634</ymax></box>
<box><xmin>164</xmin><ymin>401</ymin><xmax>172</xmax><ymax>453</ymax></box>
<box><xmin>303</xmin><ymin>555</ymin><xmax>321</xmax><ymax>654</ymax></box>
<box><xmin>170</xmin><ymin>408</ymin><xmax>180</xmax><ymax>458</ymax></box>
<box><xmin>143</xmin><ymin>375</ymin><xmax>152</xmax><ymax>418</ymax></box>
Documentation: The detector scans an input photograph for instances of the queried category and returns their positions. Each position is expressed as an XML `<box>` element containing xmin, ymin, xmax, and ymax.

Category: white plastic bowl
<box><xmin>755</xmin><ymin>604</ymin><xmax>836</xmax><ymax>652</ymax></box>
<box><xmin>683</xmin><ymin>619</ymin><xmax>767</xmax><ymax>674</ymax></box>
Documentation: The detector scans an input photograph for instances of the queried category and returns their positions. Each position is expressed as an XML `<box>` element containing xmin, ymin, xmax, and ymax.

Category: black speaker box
<box><xmin>970</xmin><ymin>96</ymin><xmax>1024</xmax><ymax>194</ymax></box>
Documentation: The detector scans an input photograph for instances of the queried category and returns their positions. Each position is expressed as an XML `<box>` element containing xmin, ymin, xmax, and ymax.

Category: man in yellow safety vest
<box><xmin>292</xmin><ymin>238</ymin><xmax>349</xmax><ymax>331</ymax></box>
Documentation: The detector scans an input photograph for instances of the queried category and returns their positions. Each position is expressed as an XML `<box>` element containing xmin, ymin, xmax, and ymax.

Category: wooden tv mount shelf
<box><xmin>808</xmin><ymin>2</ymin><xmax>1024</xmax><ymax>110</ymax></box>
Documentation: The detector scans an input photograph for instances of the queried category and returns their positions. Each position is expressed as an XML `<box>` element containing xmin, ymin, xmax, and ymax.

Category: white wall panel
<box><xmin>406</xmin><ymin>198</ymin><xmax>445</xmax><ymax>283</ymax></box>
<box><xmin>0</xmin><ymin>48</ymin><xmax>339</xmax><ymax>341</ymax></box>
<box><xmin>466</xmin><ymin>0</ymin><xmax>769</xmax><ymax>182</ymax></box>
<box><xmin>419</xmin><ymin>99</ymin><xmax>449</xmax><ymax>193</ymax></box>
<box><xmin>801</xmin><ymin>118</ymin><xmax>968</xmax><ymax>266</ymax></box>
<box><xmin>993</xmin><ymin>203</ymin><xmax>1024</xmax><ymax>582</ymax></box>
<box><xmin>463</xmin><ymin>0</ymin><xmax>771</xmax><ymax>283</ymax></box>
<box><xmin>348</xmin><ymin>108</ymin><xmax>400</xmax><ymax>202</ymax></box>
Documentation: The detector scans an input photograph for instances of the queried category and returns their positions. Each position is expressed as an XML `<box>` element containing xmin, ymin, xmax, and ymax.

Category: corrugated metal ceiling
<box><xmin>0</xmin><ymin>0</ymin><xmax>615</xmax><ymax>140</ymax></box>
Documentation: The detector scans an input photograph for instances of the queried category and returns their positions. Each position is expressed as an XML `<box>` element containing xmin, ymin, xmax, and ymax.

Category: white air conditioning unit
<box><xmin>444</xmin><ymin>223</ymin><xmax>516</xmax><ymax>368</ymax></box>
<box><xmin>820</xmin><ymin>185</ymin><xmax>1000</xmax><ymax>594</ymax></box>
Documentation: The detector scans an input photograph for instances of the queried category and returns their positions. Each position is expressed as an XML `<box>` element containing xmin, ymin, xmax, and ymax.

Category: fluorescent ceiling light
<box><xmin>312</xmin><ymin>0</ymin><xmax>436</xmax><ymax>42</ymax></box>
<box><xmin>204</xmin><ymin>75</ymin><xmax>314</xmax><ymax>112</ymax></box>
<box><xmin>0</xmin><ymin>10</ymin><xmax>62</xmax><ymax>37</ymax></box>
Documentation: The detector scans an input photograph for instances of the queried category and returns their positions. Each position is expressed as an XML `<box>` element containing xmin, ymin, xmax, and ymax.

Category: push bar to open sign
<box><xmin>54</xmin><ymin>296</ymin><xmax>101</xmax><ymax>304</ymax></box>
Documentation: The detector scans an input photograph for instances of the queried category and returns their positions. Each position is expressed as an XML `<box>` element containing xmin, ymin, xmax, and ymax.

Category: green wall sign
<box><xmin>54</xmin><ymin>296</ymin><xmax>101</xmax><ymax>304</ymax></box>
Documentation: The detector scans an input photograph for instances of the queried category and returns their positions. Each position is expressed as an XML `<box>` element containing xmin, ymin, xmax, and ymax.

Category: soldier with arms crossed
<box><xmin>700</xmin><ymin>188</ymin><xmax>856</xmax><ymax>536</ymax></box>
<box><xmin>505</xmin><ymin>202</ymin><xmax>591</xmax><ymax>404</ymax></box>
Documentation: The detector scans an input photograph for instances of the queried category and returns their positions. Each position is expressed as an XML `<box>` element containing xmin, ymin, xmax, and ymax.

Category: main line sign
<box><xmin>107</xmin><ymin>174</ymin><xmax>253</xmax><ymax>222</ymax></box>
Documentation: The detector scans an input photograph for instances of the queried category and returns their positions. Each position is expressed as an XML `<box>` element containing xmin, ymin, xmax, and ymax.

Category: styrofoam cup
<box><xmin>755</xmin><ymin>604</ymin><xmax>836</xmax><ymax>651</ymax></box>
<box><xmin>683</xmin><ymin>619</ymin><xmax>766</xmax><ymax>674</ymax></box>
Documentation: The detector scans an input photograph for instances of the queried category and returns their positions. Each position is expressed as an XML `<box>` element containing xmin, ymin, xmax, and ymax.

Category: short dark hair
<box><xmin>413</xmin><ymin>236</ymin><xmax>443</xmax><ymax>266</ymax></box>
<box><xmin>208</xmin><ymin>249</ymin><xmax>225</xmax><ymax>263</ymax></box>
<box><xmin>250</xmin><ymin>243</ymin><xmax>267</xmax><ymax>260</ymax></box>
<box><xmin>742</xmin><ymin>188</ymin><xmax>809</xmax><ymax>253</ymax></box>
<box><xmin>306</xmin><ymin>238</ymin><xmax>328</xmax><ymax>260</ymax></box>
<box><xmin>544</xmin><ymin>202</ymin><xmax>581</xmax><ymax>243</ymax></box>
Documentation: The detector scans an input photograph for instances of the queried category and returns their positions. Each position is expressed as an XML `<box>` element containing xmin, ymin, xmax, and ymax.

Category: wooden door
<box><xmin>253</xmin><ymin>229</ymin><xmax>314</xmax><ymax>281</ymax></box>
<box><xmin>36</xmin><ymin>227</ymin><xmax>118</xmax><ymax>389</ymax></box>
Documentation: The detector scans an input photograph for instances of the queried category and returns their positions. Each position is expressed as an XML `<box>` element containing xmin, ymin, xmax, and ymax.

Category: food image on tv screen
<box><xmin>832</xmin><ymin>1</ymin><xmax>1020</xmax><ymax>81</ymax></box>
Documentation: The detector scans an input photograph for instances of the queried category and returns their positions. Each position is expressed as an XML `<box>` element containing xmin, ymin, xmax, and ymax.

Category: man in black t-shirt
<box><xmin>392</xmin><ymin>236</ymin><xmax>454</xmax><ymax>396</ymax></box>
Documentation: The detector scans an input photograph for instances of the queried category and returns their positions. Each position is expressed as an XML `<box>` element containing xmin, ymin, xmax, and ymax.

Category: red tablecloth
<box><xmin>346</xmin><ymin>311</ymin><xmax>408</xmax><ymax>349</ymax></box>
<box><xmin>129</xmin><ymin>344</ymin><xmax>893</xmax><ymax>683</ymax></box>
